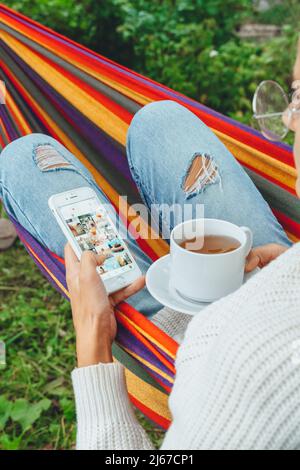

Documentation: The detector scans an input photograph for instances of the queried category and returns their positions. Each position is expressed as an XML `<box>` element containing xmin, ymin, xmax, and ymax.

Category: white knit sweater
<box><xmin>71</xmin><ymin>243</ymin><xmax>300</xmax><ymax>450</ymax></box>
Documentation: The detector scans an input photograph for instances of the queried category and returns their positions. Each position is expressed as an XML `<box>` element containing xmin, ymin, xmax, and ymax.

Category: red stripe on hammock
<box><xmin>1</xmin><ymin>63</ymin><xmax>62</xmax><ymax>141</ymax></box>
<box><xmin>240</xmin><ymin>160</ymin><xmax>297</xmax><ymax>196</ymax></box>
<box><xmin>5</xmin><ymin>94</ymin><xmax>28</xmax><ymax>136</ymax></box>
<box><xmin>178</xmin><ymin>103</ymin><xmax>294</xmax><ymax>167</ymax></box>
<box><xmin>29</xmin><ymin>46</ymin><xmax>133</xmax><ymax>124</ymax></box>
<box><xmin>0</xmin><ymin>117</ymin><xmax>11</xmax><ymax>143</ymax></box>
<box><xmin>0</xmin><ymin>9</ymin><xmax>162</xmax><ymax>102</ymax></box>
<box><xmin>0</xmin><ymin>4</ymin><xmax>171</xmax><ymax>89</ymax></box>
<box><xmin>272</xmin><ymin>209</ymin><xmax>300</xmax><ymax>239</ymax></box>
<box><xmin>129</xmin><ymin>394</ymin><xmax>170</xmax><ymax>430</ymax></box>
<box><xmin>120</xmin><ymin>302</ymin><xmax>178</xmax><ymax>358</ymax></box>
<box><xmin>116</xmin><ymin>308</ymin><xmax>176</xmax><ymax>376</ymax></box>
<box><xmin>0</xmin><ymin>128</ymin><xmax>6</xmax><ymax>147</ymax></box>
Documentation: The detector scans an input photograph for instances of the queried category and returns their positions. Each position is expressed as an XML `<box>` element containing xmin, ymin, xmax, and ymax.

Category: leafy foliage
<box><xmin>5</xmin><ymin>0</ymin><xmax>135</xmax><ymax>65</ymax></box>
<box><xmin>113</xmin><ymin>0</ymin><xmax>250</xmax><ymax>77</ymax></box>
<box><xmin>112</xmin><ymin>0</ymin><xmax>298</xmax><ymax>123</ymax></box>
<box><xmin>195</xmin><ymin>26</ymin><xmax>298</xmax><ymax>122</ymax></box>
<box><xmin>0</xmin><ymin>240</ymin><xmax>76</xmax><ymax>449</ymax></box>
<box><xmin>255</xmin><ymin>0</ymin><xmax>300</xmax><ymax>27</ymax></box>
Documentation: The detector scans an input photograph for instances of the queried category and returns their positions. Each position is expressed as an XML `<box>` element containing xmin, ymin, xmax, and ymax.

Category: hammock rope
<box><xmin>1</xmin><ymin>4</ymin><xmax>300</xmax><ymax>429</ymax></box>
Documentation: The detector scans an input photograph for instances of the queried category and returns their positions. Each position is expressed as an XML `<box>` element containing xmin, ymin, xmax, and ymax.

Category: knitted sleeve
<box><xmin>151</xmin><ymin>308</ymin><xmax>192</xmax><ymax>343</ymax></box>
<box><xmin>71</xmin><ymin>362</ymin><xmax>154</xmax><ymax>450</ymax></box>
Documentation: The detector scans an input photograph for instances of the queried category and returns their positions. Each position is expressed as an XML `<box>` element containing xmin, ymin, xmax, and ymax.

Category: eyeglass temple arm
<box><xmin>253</xmin><ymin>110</ymin><xmax>300</xmax><ymax>120</ymax></box>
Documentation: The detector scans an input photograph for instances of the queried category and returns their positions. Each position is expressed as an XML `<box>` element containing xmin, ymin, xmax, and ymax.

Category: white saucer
<box><xmin>146</xmin><ymin>254</ymin><xmax>258</xmax><ymax>316</ymax></box>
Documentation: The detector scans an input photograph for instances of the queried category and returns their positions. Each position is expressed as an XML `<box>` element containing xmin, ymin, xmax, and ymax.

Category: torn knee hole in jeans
<box><xmin>182</xmin><ymin>153</ymin><xmax>221</xmax><ymax>198</ymax></box>
<box><xmin>33</xmin><ymin>144</ymin><xmax>73</xmax><ymax>171</ymax></box>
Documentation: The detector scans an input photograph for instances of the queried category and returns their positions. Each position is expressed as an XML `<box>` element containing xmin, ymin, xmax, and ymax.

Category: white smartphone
<box><xmin>48</xmin><ymin>187</ymin><xmax>142</xmax><ymax>294</ymax></box>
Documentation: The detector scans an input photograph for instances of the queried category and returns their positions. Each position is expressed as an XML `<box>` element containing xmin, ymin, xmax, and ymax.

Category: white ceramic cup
<box><xmin>169</xmin><ymin>218</ymin><xmax>253</xmax><ymax>302</ymax></box>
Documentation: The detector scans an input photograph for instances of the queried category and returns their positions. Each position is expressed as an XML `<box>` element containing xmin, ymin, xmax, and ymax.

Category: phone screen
<box><xmin>59</xmin><ymin>197</ymin><xmax>135</xmax><ymax>280</ymax></box>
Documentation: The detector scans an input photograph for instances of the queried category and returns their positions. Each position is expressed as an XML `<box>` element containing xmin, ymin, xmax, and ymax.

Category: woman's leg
<box><xmin>0</xmin><ymin>134</ymin><xmax>161</xmax><ymax>316</ymax></box>
<box><xmin>127</xmin><ymin>100</ymin><xmax>291</xmax><ymax>248</ymax></box>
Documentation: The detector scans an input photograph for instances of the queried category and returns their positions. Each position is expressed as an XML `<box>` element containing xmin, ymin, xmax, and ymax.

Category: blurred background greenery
<box><xmin>1</xmin><ymin>0</ymin><xmax>300</xmax><ymax>450</ymax></box>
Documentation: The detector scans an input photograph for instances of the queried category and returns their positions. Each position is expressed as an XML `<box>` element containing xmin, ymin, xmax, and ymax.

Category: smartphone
<box><xmin>48</xmin><ymin>187</ymin><xmax>142</xmax><ymax>294</ymax></box>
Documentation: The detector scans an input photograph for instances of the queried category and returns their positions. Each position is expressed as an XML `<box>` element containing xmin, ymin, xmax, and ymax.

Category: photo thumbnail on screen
<box><xmin>65</xmin><ymin>206</ymin><xmax>133</xmax><ymax>276</ymax></box>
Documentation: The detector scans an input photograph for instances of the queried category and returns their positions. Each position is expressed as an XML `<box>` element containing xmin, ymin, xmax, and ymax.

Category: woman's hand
<box><xmin>64</xmin><ymin>243</ymin><xmax>145</xmax><ymax>368</ymax></box>
<box><xmin>245</xmin><ymin>243</ymin><xmax>288</xmax><ymax>273</ymax></box>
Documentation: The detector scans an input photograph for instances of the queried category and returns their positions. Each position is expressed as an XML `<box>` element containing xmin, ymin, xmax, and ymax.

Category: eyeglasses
<box><xmin>252</xmin><ymin>80</ymin><xmax>300</xmax><ymax>141</ymax></box>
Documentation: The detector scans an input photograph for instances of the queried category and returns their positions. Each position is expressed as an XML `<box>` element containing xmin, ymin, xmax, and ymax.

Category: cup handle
<box><xmin>240</xmin><ymin>226</ymin><xmax>253</xmax><ymax>257</ymax></box>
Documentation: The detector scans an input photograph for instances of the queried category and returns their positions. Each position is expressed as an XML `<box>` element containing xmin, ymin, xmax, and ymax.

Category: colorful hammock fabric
<box><xmin>1</xmin><ymin>4</ymin><xmax>300</xmax><ymax>430</ymax></box>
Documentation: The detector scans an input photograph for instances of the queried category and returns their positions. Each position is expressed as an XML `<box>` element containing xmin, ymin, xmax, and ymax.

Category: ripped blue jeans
<box><xmin>0</xmin><ymin>100</ymin><xmax>291</xmax><ymax>317</ymax></box>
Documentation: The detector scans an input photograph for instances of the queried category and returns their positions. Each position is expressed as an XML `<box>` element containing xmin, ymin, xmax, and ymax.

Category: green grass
<box><xmin>0</xmin><ymin>238</ymin><xmax>164</xmax><ymax>450</ymax></box>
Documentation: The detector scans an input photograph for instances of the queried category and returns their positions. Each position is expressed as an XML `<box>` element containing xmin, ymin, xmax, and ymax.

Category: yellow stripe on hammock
<box><xmin>63</xmin><ymin>63</ymin><xmax>153</xmax><ymax>106</ymax></box>
<box><xmin>285</xmin><ymin>231</ymin><xmax>300</xmax><ymax>243</ymax></box>
<box><xmin>118</xmin><ymin>311</ymin><xmax>176</xmax><ymax>360</ymax></box>
<box><xmin>215</xmin><ymin>130</ymin><xmax>297</xmax><ymax>190</ymax></box>
<box><xmin>0</xmin><ymin>16</ymin><xmax>152</xmax><ymax>106</ymax></box>
<box><xmin>6</xmin><ymin>90</ymin><xmax>32</xmax><ymax>134</ymax></box>
<box><xmin>1</xmin><ymin>31</ymin><xmax>128</xmax><ymax>145</ymax></box>
<box><xmin>124</xmin><ymin>367</ymin><xmax>172</xmax><ymax>422</ymax></box>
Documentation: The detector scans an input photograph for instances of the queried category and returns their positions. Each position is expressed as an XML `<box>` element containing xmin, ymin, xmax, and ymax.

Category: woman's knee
<box><xmin>0</xmin><ymin>134</ymin><xmax>82</xmax><ymax>256</ymax></box>
<box><xmin>0</xmin><ymin>134</ymin><xmax>82</xmax><ymax>196</ymax></box>
<box><xmin>128</xmin><ymin>100</ymin><xmax>185</xmax><ymax>142</ymax></box>
<box><xmin>0</xmin><ymin>134</ymin><xmax>59</xmax><ymax>179</ymax></box>
<box><xmin>126</xmin><ymin>100</ymin><xmax>190</xmax><ymax>170</ymax></box>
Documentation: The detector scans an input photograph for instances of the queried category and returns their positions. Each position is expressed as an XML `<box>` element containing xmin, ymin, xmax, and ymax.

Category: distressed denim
<box><xmin>0</xmin><ymin>101</ymin><xmax>291</xmax><ymax>317</ymax></box>
<box><xmin>127</xmin><ymin>101</ymin><xmax>291</xmax><ymax>248</ymax></box>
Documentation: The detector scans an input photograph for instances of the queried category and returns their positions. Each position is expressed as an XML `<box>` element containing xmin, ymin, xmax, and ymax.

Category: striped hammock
<box><xmin>1</xmin><ymin>4</ymin><xmax>300</xmax><ymax>430</ymax></box>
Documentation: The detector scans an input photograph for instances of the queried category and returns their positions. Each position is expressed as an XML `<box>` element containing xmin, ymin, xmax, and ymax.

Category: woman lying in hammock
<box><xmin>1</xmin><ymin>44</ymin><xmax>300</xmax><ymax>451</ymax></box>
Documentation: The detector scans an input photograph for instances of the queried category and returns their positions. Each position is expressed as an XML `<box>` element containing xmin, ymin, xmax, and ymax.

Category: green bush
<box><xmin>6</xmin><ymin>0</ymin><xmax>135</xmax><ymax>65</ymax></box>
<box><xmin>112</xmin><ymin>1</ymin><xmax>298</xmax><ymax>122</ymax></box>
<box><xmin>195</xmin><ymin>26</ymin><xmax>298</xmax><ymax>122</ymax></box>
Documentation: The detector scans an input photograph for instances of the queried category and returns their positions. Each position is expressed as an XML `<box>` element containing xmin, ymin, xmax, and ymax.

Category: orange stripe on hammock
<box><xmin>28</xmin><ymin>46</ymin><xmax>134</xmax><ymax>124</ymax></box>
<box><xmin>116</xmin><ymin>308</ymin><xmax>176</xmax><ymax>376</ymax></box>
